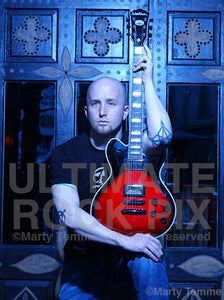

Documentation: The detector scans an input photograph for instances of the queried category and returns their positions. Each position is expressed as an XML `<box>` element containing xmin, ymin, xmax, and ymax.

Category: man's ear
<box><xmin>84</xmin><ymin>106</ymin><xmax>88</xmax><ymax>118</ymax></box>
<box><xmin>123</xmin><ymin>105</ymin><xmax>129</xmax><ymax>120</ymax></box>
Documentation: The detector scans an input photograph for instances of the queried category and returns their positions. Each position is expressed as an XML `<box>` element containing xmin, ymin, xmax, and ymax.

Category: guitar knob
<box><xmin>160</xmin><ymin>216</ymin><xmax>167</xmax><ymax>224</ymax></box>
<box><xmin>150</xmin><ymin>210</ymin><xmax>157</xmax><ymax>218</ymax></box>
<box><xmin>163</xmin><ymin>204</ymin><xmax>170</xmax><ymax>212</ymax></box>
<box><xmin>151</xmin><ymin>197</ymin><xmax>158</xmax><ymax>206</ymax></box>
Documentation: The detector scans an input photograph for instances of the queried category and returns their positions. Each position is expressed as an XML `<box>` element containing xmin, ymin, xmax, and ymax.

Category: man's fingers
<box><xmin>144</xmin><ymin>249</ymin><xmax>159</xmax><ymax>262</ymax></box>
<box><xmin>148</xmin><ymin>240</ymin><xmax>163</xmax><ymax>256</ymax></box>
<box><xmin>144</xmin><ymin>44</ymin><xmax>152</xmax><ymax>61</ymax></box>
<box><xmin>133</xmin><ymin>56</ymin><xmax>149</xmax><ymax>72</ymax></box>
<box><xmin>144</xmin><ymin>247</ymin><xmax>163</xmax><ymax>262</ymax></box>
<box><xmin>144</xmin><ymin>235</ymin><xmax>163</xmax><ymax>261</ymax></box>
<box><xmin>146</xmin><ymin>233</ymin><xmax>162</xmax><ymax>248</ymax></box>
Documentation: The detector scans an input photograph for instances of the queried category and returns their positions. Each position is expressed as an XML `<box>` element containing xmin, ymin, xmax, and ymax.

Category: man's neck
<box><xmin>89</xmin><ymin>129</ymin><xmax>123</xmax><ymax>150</ymax></box>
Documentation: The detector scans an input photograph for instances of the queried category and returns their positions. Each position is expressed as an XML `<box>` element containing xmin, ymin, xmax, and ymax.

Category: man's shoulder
<box><xmin>57</xmin><ymin>133</ymin><xmax>89</xmax><ymax>150</ymax></box>
<box><xmin>51</xmin><ymin>133</ymin><xmax>89</xmax><ymax>160</ymax></box>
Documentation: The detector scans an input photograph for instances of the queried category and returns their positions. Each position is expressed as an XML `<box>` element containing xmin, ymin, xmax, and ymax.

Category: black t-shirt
<box><xmin>50</xmin><ymin>132</ymin><xmax>128</xmax><ymax>260</ymax></box>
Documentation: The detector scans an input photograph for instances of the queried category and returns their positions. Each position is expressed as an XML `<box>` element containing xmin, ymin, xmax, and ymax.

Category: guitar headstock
<box><xmin>129</xmin><ymin>9</ymin><xmax>152</xmax><ymax>46</ymax></box>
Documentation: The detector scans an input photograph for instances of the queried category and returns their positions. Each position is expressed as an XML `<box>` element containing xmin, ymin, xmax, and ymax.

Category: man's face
<box><xmin>84</xmin><ymin>79</ymin><xmax>129</xmax><ymax>136</ymax></box>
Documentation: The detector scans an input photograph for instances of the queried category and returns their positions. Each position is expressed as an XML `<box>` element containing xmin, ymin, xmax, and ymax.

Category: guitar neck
<box><xmin>128</xmin><ymin>46</ymin><xmax>144</xmax><ymax>166</ymax></box>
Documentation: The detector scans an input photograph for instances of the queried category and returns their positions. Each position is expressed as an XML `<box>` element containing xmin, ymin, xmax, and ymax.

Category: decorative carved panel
<box><xmin>2</xmin><ymin>280</ymin><xmax>51</xmax><ymax>300</ymax></box>
<box><xmin>76</xmin><ymin>10</ymin><xmax>129</xmax><ymax>63</ymax></box>
<box><xmin>169</xmin><ymin>281</ymin><xmax>221</xmax><ymax>300</ymax></box>
<box><xmin>168</xmin><ymin>12</ymin><xmax>220</xmax><ymax>65</ymax></box>
<box><xmin>6</xmin><ymin>9</ymin><xmax>57</xmax><ymax>62</ymax></box>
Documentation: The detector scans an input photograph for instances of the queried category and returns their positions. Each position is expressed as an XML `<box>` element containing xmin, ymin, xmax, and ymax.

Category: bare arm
<box><xmin>133</xmin><ymin>44</ymin><xmax>173</xmax><ymax>155</ymax></box>
<box><xmin>52</xmin><ymin>183</ymin><xmax>163</xmax><ymax>262</ymax></box>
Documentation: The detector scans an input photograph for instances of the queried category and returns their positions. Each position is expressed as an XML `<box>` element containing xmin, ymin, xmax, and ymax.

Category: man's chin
<box><xmin>97</xmin><ymin>129</ymin><xmax>112</xmax><ymax>135</ymax></box>
<box><xmin>92</xmin><ymin>124</ymin><xmax>121</xmax><ymax>138</ymax></box>
<box><xmin>95</xmin><ymin>125</ymin><xmax>112</xmax><ymax>134</ymax></box>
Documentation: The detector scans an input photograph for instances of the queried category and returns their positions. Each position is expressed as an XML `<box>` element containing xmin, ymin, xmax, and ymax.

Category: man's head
<box><xmin>84</xmin><ymin>77</ymin><xmax>129</xmax><ymax>137</ymax></box>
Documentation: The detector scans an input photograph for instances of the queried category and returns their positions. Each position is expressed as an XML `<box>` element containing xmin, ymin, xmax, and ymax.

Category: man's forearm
<box><xmin>143</xmin><ymin>81</ymin><xmax>172</xmax><ymax>153</ymax></box>
<box><xmin>144</xmin><ymin>81</ymin><xmax>172</xmax><ymax>138</ymax></box>
<box><xmin>68</xmin><ymin>206</ymin><xmax>126</xmax><ymax>246</ymax></box>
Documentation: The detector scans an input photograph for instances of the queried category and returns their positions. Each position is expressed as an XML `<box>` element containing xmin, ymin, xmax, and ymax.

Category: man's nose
<box><xmin>99</xmin><ymin>104</ymin><xmax>107</xmax><ymax>116</ymax></box>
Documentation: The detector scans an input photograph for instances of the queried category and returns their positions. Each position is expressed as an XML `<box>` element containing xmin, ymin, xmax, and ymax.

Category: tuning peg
<box><xmin>149</xmin><ymin>19</ymin><xmax>153</xmax><ymax>22</ymax></box>
<box><xmin>149</xmin><ymin>33</ymin><xmax>152</xmax><ymax>38</ymax></box>
<box><xmin>149</xmin><ymin>25</ymin><xmax>153</xmax><ymax>30</ymax></box>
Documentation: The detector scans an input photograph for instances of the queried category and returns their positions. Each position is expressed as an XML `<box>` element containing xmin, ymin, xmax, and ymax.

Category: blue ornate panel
<box><xmin>3</xmin><ymin>280</ymin><xmax>51</xmax><ymax>299</ymax></box>
<box><xmin>6</xmin><ymin>9</ymin><xmax>58</xmax><ymax>62</ymax></box>
<box><xmin>76</xmin><ymin>10</ymin><xmax>129</xmax><ymax>63</ymax></box>
<box><xmin>168</xmin><ymin>12</ymin><xmax>220</xmax><ymax>65</ymax></box>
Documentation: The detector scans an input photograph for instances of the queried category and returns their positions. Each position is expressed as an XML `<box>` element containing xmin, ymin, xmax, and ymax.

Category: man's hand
<box><xmin>133</xmin><ymin>44</ymin><xmax>153</xmax><ymax>84</ymax></box>
<box><xmin>120</xmin><ymin>233</ymin><xmax>163</xmax><ymax>262</ymax></box>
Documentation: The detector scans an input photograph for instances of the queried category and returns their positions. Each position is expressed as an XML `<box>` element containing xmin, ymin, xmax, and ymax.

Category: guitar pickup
<box><xmin>121</xmin><ymin>209</ymin><xmax>147</xmax><ymax>215</ymax></box>
<box><xmin>123</xmin><ymin>199</ymin><xmax>145</xmax><ymax>205</ymax></box>
<box><xmin>123</xmin><ymin>184</ymin><xmax>145</xmax><ymax>197</ymax></box>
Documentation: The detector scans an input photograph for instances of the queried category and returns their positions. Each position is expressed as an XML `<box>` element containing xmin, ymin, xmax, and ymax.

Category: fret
<box><xmin>130</xmin><ymin>128</ymin><xmax>142</xmax><ymax>133</ymax></box>
<box><xmin>131</xmin><ymin>107</ymin><xmax>142</xmax><ymax>110</ymax></box>
<box><xmin>131</xmin><ymin>112</ymin><xmax>142</xmax><ymax>116</ymax></box>
<box><xmin>131</xmin><ymin>122</ymin><xmax>142</xmax><ymax>126</ymax></box>
<box><xmin>129</xmin><ymin>151</ymin><xmax>141</xmax><ymax>155</ymax></box>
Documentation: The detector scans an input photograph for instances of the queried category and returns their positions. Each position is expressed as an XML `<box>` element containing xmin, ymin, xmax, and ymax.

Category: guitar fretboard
<box><xmin>128</xmin><ymin>46</ymin><xmax>144</xmax><ymax>168</ymax></box>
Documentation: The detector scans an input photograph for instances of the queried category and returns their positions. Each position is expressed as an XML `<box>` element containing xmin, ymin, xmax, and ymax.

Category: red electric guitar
<box><xmin>90</xmin><ymin>9</ymin><xmax>176</xmax><ymax>237</ymax></box>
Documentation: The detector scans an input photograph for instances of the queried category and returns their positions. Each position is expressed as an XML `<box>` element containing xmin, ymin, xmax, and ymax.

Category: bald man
<box><xmin>51</xmin><ymin>45</ymin><xmax>172</xmax><ymax>300</ymax></box>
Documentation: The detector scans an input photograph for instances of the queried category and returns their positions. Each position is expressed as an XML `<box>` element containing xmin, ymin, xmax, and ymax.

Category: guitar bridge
<box><xmin>123</xmin><ymin>184</ymin><xmax>145</xmax><ymax>197</ymax></box>
<box><xmin>123</xmin><ymin>199</ymin><xmax>145</xmax><ymax>205</ymax></box>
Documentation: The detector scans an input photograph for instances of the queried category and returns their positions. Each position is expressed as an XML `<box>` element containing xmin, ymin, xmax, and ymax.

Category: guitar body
<box><xmin>90</xmin><ymin>138</ymin><xmax>176</xmax><ymax>237</ymax></box>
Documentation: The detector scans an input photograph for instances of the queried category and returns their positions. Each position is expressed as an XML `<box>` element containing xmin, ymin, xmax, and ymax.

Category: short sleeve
<box><xmin>50</xmin><ymin>146</ymin><xmax>72</xmax><ymax>186</ymax></box>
